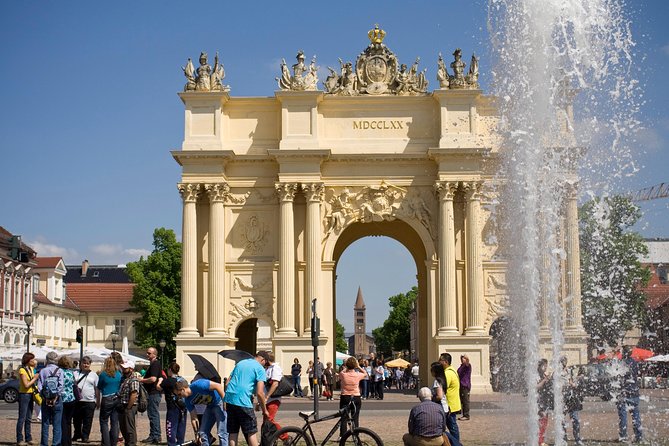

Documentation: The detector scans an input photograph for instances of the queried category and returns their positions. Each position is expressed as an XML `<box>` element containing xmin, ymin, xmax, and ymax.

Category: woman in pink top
<box><xmin>338</xmin><ymin>357</ymin><xmax>368</xmax><ymax>438</ymax></box>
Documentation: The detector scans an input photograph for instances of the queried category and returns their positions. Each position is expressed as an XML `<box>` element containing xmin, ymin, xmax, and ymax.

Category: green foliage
<box><xmin>335</xmin><ymin>318</ymin><xmax>348</xmax><ymax>352</ymax></box>
<box><xmin>127</xmin><ymin>228</ymin><xmax>182</xmax><ymax>360</ymax></box>
<box><xmin>579</xmin><ymin>195</ymin><xmax>650</xmax><ymax>349</ymax></box>
<box><xmin>372</xmin><ymin>286</ymin><xmax>418</xmax><ymax>357</ymax></box>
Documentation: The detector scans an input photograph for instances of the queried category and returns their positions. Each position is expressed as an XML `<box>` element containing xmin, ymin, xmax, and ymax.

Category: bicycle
<box><xmin>270</xmin><ymin>400</ymin><xmax>383</xmax><ymax>446</ymax></box>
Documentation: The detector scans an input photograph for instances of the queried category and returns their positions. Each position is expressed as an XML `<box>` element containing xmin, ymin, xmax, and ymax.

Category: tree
<box><xmin>579</xmin><ymin>195</ymin><xmax>650</xmax><ymax>349</ymax></box>
<box><xmin>127</xmin><ymin>228</ymin><xmax>182</xmax><ymax>360</ymax></box>
<box><xmin>372</xmin><ymin>286</ymin><xmax>418</xmax><ymax>357</ymax></box>
<box><xmin>335</xmin><ymin>319</ymin><xmax>348</xmax><ymax>353</ymax></box>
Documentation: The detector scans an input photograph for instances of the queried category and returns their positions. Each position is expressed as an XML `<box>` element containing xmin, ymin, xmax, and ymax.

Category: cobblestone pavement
<box><xmin>0</xmin><ymin>389</ymin><xmax>667</xmax><ymax>446</ymax></box>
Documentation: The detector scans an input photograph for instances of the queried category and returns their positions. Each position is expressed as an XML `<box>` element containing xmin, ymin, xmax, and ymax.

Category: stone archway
<box><xmin>332</xmin><ymin>220</ymin><xmax>429</xmax><ymax>369</ymax></box>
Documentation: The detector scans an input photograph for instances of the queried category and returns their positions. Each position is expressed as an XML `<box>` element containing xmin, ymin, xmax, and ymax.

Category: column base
<box><xmin>275</xmin><ymin>328</ymin><xmax>298</xmax><ymax>337</ymax></box>
<box><xmin>176</xmin><ymin>329</ymin><xmax>200</xmax><ymax>338</ymax></box>
<box><xmin>204</xmin><ymin>329</ymin><xmax>228</xmax><ymax>337</ymax></box>
<box><xmin>464</xmin><ymin>327</ymin><xmax>487</xmax><ymax>336</ymax></box>
<box><xmin>437</xmin><ymin>328</ymin><xmax>460</xmax><ymax>336</ymax></box>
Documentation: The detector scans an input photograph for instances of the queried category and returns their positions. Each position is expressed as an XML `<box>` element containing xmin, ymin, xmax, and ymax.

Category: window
<box><xmin>33</xmin><ymin>275</ymin><xmax>40</xmax><ymax>295</ymax></box>
<box><xmin>658</xmin><ymin>266</ymin><xmax>668</xmax><ymax>285</ymax></box>
<box><xmin>14</xmin><ymin>281</ymin><xmax>20</xmax><ymax>313</ymax></box>
<box><xmin>114</xmin><ymin>319</ymin><xmax>127</xmax><ymax>338</ymax></box>
<box><xmin>357</xmin><ymin>318</ymin><xmax>364</xmax><ymax>324</ymax></box>
<box><xmin>356</xmin><ymin>311</ymin><xmax>364</xmax><ymax>317</ymax></box>
<box><xmin>3</xmin><ymin>278</ymin><xmax>9</xmax><ymax>311</ymax></box>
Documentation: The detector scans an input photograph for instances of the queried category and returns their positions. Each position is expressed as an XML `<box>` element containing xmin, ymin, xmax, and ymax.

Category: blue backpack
<box><xmin>41</xmin><ymin>367</ymin><xmax>60</xmax><ymax>405</ymax></box>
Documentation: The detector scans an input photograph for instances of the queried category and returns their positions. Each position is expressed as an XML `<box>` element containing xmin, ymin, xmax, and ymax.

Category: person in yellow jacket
<box><xmin>439</xmin><ymin>353</ymin><xmax>461</xmax><ymax>443</ymax></box>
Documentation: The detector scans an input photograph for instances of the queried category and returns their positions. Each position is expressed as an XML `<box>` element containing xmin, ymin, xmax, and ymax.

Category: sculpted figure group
<box><xmin>180</xmin><ymin>28</ymin><xmax>480</xmax><ymax>94</ymax></box>
<box><xmin>182</xmin><ymin>51</ymin><xmax>229</xmax><ymax>92</ymax></box>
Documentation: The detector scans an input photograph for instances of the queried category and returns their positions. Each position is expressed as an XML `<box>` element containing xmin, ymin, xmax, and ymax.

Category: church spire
<box><xmin>354</xmin><ymin>286</ymin><xmax>366</xmax><ymax>309</ymax></box>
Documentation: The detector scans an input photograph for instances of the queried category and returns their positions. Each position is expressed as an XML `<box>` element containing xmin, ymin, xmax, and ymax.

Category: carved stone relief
<box><xmin>232</xmin><ymin>275</ymin><xmax>272</xmax><ymax>292</ymax></box>
<box><xmin>322</xmin><ymin>184</ymin><xmax>436</xmax><ymax>239</ymax></box>
<box><xmin>484</xmin><ymin>272</ymin><xmax>509</xmax><ymax>329</ymax></box>
<box><xmin>228</xmin><ymin>295</ymin><xmax>275</xmax><ymax>332</ymax></box>
<box><xmin>241</xmin><ymin>215</ymin><xmax>269</xmax><ymax>255</ymax></box>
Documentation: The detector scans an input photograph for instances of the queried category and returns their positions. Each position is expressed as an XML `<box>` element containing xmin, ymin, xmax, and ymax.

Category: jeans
<box><xmin>292</xmin><ymin>376</ymin><xmax>303</xmax><ymax>396</ymax></box>
<box><xmin>100</xmin><ymin>395</ymin><xmax>120</xmax><ymax>446</ymax></box>
<box><xmin>563</xmin><ymin>410</ymin><xmax>581</xmax><ymax>442</ymax></box>
<box><xmin>16</xmin><ymin>392</ymin><xmax>34</xmax><ymax>443</ymax></box>
<box><xmin>360</xmin><ymin>380</ymin><xmax>368</xmax><ymax>399</ymax></box>
<box><xmin>445</xmin><ymin>412</ymin><xmax>460</xmax><ymax>442</ymax></box>
<box><xmin>166</xmin><ymin>407</ymin><xmax>187</xmax><ymax>446</ymax></box>
<box><xmin>73</xmin><ymin>400</ymin><xmax>96</xmax><ymax>441</ymax></box>
<box><xmin>617</xmin><ymin>396</ymin><xmax>642</xmax><ymax>440</ymax></box>
<box><xmin>459</xmin><ymin>387</ymin><xmax>470</xmax><ymax>418</ymax></box>
<box><xmin>41</xmin><ymin>399</ymin><xmax>63</xmax><ymax>446</ymax></box>
<box><xmin>339</xmin><ymin>395</ymin><xmax>361</xmax><ymax>437</ymax></box>
<box><xmin>147</xmin><ymin>393</ymin><xmax>162</xmax><ymax>440</ymax></box>
<box><xmin>200</xmin><ymin>402</ymin><xmax>228</xmax><ymax>446</ymax></box>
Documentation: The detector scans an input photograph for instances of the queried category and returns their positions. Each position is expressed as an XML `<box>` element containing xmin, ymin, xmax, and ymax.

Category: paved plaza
<box><xmin>1</xmin><ymin>389</ymin><xmax>667</xmax><ymax>446</ymax></box>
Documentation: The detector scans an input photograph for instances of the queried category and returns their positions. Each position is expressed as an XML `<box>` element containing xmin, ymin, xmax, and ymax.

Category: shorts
<box><xmin>226</xmin><ymin>403</ymin><xmax>258</xmax><ymax>435</ymax></box>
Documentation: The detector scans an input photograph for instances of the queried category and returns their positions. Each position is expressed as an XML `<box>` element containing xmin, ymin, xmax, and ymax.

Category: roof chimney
<box><xmin>81</xmin><ymin>259</ymin><xmax>89</xmax><ymax>277</ymax></box>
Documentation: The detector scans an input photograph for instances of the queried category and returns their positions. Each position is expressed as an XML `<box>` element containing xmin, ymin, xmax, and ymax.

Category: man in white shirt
<box><xmin>264</xmin><ymin>353</ymin><xmax>288</xmax><ymax>442</ymax></box>
<box><xmin>411</xmin><ymin>362</ymin><xmax>420</xmax><ymax>389</ymax></box>
<box><xmin>73</xmin><ymin>356</ymin><xmax>99</xmax><ymax>443</ymax></box>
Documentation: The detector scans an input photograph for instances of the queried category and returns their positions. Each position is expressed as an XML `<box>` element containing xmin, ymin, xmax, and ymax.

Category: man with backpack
<box><xmin>118</xmin><ymin>360</ymin><xmax>141</xmax><ymax>446</ymax></box>
<box><xmin>38</xmin><ymin>351</ymin><xmax>64</xmax><ymax>446</ymax></box>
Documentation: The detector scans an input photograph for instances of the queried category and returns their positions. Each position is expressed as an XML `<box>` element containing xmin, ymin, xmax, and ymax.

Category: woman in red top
<box><xmin>338</xmin><ymin>357</ymin><xmax>368</xmax><ymax>438</ymax></box>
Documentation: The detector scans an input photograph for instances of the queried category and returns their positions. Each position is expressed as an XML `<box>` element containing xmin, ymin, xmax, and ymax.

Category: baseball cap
<box><xmin>121</xmin><ymin>360</ymin><xmax>135</xmax><ymax>369</ymax></box>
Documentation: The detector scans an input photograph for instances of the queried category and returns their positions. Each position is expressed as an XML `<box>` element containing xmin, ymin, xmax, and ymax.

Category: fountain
<box><xmin>487</xmin><ymin>0</ymin><xmax>641</xmax><ymax>444</ymax></box>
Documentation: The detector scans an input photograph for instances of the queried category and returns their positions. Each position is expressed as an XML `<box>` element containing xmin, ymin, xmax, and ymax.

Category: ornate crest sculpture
<box><xmin>436</xmin><ymin>49</ymin><xmax>479</xmax><ymax>90</ymax></box>
<box><xmin>277</xmin><ymin>51</ymin><xmax>319</xmax><ymax>91</ymax></box>
<box><xmin>323</xmin><ymin>25</ymin><xmax>428</xmax><ymax>96</ymax></box>
<box><xmin>182</xmin><ymin>51</ymin><xmax>230</xmax><ymax>92</ymax></box>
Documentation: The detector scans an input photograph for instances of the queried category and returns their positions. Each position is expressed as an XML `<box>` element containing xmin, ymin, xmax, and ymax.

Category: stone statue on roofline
<box><xmin>277</xmin><ymin>50</ymin><xmax>319</xmax><ymax>91</ymax></box>
<box><xmin>182</xmin><ymin>51</ymin><xmax>230</xmax><ymax>92</ymax></box>
<box><xmin>438</xmin><ymin>48</ymin><xmax>479</xmax><ymax>90</ymax></box>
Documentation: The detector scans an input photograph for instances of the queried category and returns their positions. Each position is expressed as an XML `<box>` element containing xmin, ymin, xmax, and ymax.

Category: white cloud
<box><xmin>90</xmin><ymin>244</ymin><xmax>151</xmax><ymax>264</ymax></box>
<box><xmin>635</xmin><ymin>127</ymin><xmax>665</xmax><ymax>153</ymax></box>
<box><xmin>26</xmin><ymin>238</ymin><xmax>80</xmax><ymax>264</ymax></box>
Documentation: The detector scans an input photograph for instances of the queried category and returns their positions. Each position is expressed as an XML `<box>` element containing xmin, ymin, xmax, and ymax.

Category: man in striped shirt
<box><xmin>403</xmin><ymin>387</ymin><xmax>450</xmax><ymax>446</ymax></box>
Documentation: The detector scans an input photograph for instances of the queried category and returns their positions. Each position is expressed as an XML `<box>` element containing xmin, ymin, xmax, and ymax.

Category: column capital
<box><xmin>205</xmin><ymin>183</ymin><xmax>230</xmax><ymax>203</ymax></box>
<box><xmin>301</xmin><ymin>182</ymin><xmax>325</xmax><ymax>202</ymax></box>
<box><xmin>275</xmin><ymin>182</ymin><xmax>299</xmax><ymax>202</ymax></box>
<box><xmin>435</xmin><ymin>181</ymin><xmax>458</xmax><ymax>201</ymax></box>
<box><xmin>178</xmin><ymin>183</ymin><xmax>202</xmax><ymax>203</ymax></box>
<box><xmin>463</xmin><ymin>181</ymin><xmax>483</xmax><ymax>201</ymax></box>
<box><xmin>565</xmin><ymin>180</ymin><xmax>579</xmax><ymax>200</ymax></box>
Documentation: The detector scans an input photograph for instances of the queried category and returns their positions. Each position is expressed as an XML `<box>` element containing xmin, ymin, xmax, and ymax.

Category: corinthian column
<box><xmin>302</xmin><ymin>183</ymin><xmax>324</xmax><ymax>334</ymax></box>
<box><xmin>464</xmin><ymin>181</ymin><xmax>485</xmax><ymax>335</ymax></box>
<box><xmin>435</xmin><ymin>181</ymin><xmax>459</xmax><ymax>335</ymax></box>
<box><xmin>565</xmin><ymin>181</ymin><xmax>583</xmax><ymax>330</ymax></box>
<box><xmin>276</xmin><ymin>183</ymin><xmax>298</xmax><ymax>335</ymax></box>
<box><xmin>205</xmin><ymin>183</ymin><xmax>229</xmax><ymax>335</ymax></box>
<box><xmin>178</xmin><ymin>183</ymin><xmax>201</xmax><ymax>337</ymax></box>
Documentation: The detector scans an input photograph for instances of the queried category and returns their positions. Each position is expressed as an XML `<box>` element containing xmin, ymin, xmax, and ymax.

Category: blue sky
<box><xmin>1</xmin><ymin>1</ymin><xmax>667</xmax><ymax>332</ymax></box>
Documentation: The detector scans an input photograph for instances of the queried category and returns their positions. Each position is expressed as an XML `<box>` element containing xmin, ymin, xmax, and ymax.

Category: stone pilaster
<box><xmin>276</xmin><ymin>183</ymin><xmax>299</xmax><ymax>335</ymax></box>
<box><xmin>205</xmin><ymin>183</ymin><xmax>230</xmax><ymax>335</ymax></box>
<box><xmin>464</xmin><ymin>181</ymin><xmax>485</xmax><ymax>335</ymax></box>
<box><xmin>302</xmin><ymin>182</ymin><xmax>324</xmax><ymax>334</ymax></box>
<box><xmin>435</xmin><ymin>181</ymin><xmax>459</xmax><ymax>335</ymax></box>
<box><xmin>565</xmin><ymin>182</ymin><xmax>583</xmax><ymax>330</ymax></box>
<box><xmin>178</xmin><ymin>183</ymin><xmax>201</xmax><ymax>337</ymax></box>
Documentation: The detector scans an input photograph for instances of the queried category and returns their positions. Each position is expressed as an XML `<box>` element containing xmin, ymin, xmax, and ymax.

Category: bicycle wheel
<box><xmin>339</xmin><ymin>427</ymin><xmax>384</xmax><ymax>446</ymax></box>
<box><xmin>271</xmin><ymin>426</ymin><xmax>314</xmax><ymax>446</ymax></box>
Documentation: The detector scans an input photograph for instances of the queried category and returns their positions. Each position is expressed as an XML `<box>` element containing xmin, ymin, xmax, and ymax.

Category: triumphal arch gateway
<box><xmin>172</xmin><ymin>27</ymin><xmax>587</xmax><ymax>391</ymax></box>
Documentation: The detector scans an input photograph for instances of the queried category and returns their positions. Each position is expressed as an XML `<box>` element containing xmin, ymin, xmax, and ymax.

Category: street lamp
<box><xmin>159</xmin><ymin>339</ymin><xmax>166</xmax><ymax>369</ymax></box>
<box><xmin>24</xmin><ymin>313</ymin><xmax>33</xmax><ymax>353</ymax></box>
<box><xmin>110</xmin><ymin>330</ymin><xmax>120</xmax><ymax>352</ymax></box>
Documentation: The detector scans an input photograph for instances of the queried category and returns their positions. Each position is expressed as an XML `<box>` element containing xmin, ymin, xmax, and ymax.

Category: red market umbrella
<box><xmin>612</xmin><ymin>347</ymin><xmax>654</xmax><ymax>361</ymax></box>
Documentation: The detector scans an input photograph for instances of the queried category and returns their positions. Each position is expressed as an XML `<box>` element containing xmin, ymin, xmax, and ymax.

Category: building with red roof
<box><xmin>640</xmin><ymin>239</ymin><xmax>669</xmax><ymax>354</ymax></box>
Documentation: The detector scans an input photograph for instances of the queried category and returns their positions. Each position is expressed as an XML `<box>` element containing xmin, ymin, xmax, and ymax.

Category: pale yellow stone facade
<box><xmin>172</xmin><ymin>86</ymin><xmax>587</xmax><ymax>392</ymax></box>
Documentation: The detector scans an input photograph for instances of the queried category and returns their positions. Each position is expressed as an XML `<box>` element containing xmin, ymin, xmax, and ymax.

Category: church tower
<box><xmin>353</xmin><ymin>286</ymin><xmax>367</xmax><ymax>356</ymax></box>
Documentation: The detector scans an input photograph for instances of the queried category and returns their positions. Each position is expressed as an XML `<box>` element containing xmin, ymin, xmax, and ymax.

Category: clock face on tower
<box><xmin>358</xmin><ymin>325</ymin><xmax>363</xmax><ymax>331</ymax></box>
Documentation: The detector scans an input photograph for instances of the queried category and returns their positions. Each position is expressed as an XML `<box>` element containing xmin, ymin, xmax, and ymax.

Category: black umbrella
<box><xmin>187</xmin><ymin>354</ymin><xmax>221</xmax><ymax>383</ymax></box>
<box><xmin>218</xmin><ymin>349</ymin><xmax>254</xmax><ymax>363</ymax></box>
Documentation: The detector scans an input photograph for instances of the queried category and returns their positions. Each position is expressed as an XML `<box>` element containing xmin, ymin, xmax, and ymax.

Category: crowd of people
<box><xmin>15</xmin><ymin>347</ymin><xmax>474</xmax><ymax>446</ymax></box>
<box><xmin>536</xmin><ymin>346</ymin><xmax>644</xmax><ymax>446</ymax></box>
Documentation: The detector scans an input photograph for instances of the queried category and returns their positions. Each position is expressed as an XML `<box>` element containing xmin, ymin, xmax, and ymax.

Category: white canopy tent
<box><xmin>0</xmin><ymin>346</ymin><xmax>57</xmax><ymax>363</ymax></box>
<box><xmin>646</xmin><ymin>354</ymin><xmax>669</xmax><ymax>362</ymax></box>
<box><xmin>61</xmin><ymin>347</ymin><xmax>149</xmax><ymax>365</ymax></box>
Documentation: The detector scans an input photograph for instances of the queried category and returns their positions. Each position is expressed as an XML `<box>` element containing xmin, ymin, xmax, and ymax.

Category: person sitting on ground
<box><xmin>403</xmin><ymin>387</ymin><xmax>460</xmax><ymax>446</ymax></box>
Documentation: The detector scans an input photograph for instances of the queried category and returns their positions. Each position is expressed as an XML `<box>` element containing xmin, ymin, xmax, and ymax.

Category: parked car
<box><xmin>569</xmin><ymin>362</ymin><xmax>614</xmax><ymax>401</ymax></box>
<box><xmin>0</xmin><ymin>379</ymin><xmax>19</xmax><ymax>403</ymax></box>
